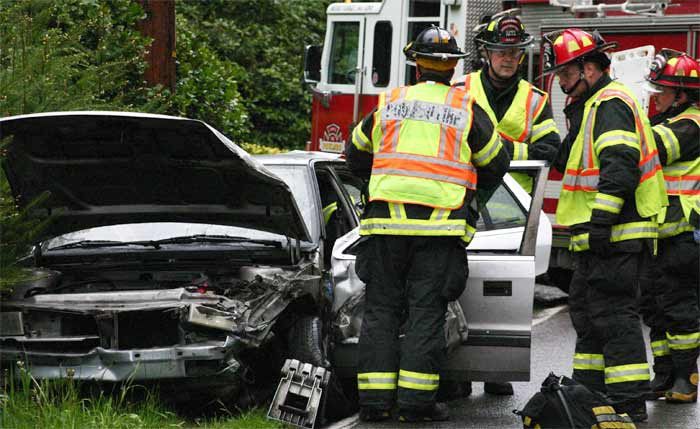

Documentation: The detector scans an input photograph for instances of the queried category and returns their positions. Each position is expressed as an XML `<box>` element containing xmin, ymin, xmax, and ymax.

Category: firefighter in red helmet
<box><xmin>346</xmin><ymin>25</ymin><xmax>508</xmax><ymax>422</ymax></box>
<box><xmin>543</xmin><ymin>28</ymin><xmax>668</xmax><ymax>422</ymax></box>
<box><xmin>639</xmin><ymin>49</ymin><xmax>700</xmax><ymax>403</ymax></box>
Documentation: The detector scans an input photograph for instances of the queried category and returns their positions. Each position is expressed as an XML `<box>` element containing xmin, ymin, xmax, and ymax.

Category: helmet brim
<box><xmin>540</xmin><ymin>41</ymin><xmax>618</xmax><ymax>76</ymax></box>
<box><xmin>477</xmin><ymin>34</ymin><xmax>534</xmax><ymax>50</ymax></box>
<box><xmin>642</xmin><ymin>80</ymin><xmax>663</xmax><ymax>93</ymax></box>
<box><xmin>410</xmin><ymin>51</ymin><xmax>467</xmax><ymax>60</ymax></box>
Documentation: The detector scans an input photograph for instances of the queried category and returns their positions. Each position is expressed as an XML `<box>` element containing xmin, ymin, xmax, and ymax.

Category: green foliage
<box><xmin>171</xmin><ymin>14</ymin><xmax>249</xmax><ymax>143</ymax></box>
<box><xmin>176</xmin><ymin>0</ymin><xmax>332</xmax><ymax>149</ymax></box>
<box><xmin>239</xmin><ymin>142</ymin><xmax>284</xmax><ymax>155</ymax></box>
<box><xmin>0</xmin><ymin>0</ymin><xmax>170</xmax><ymax>116</ymax></box>
<box><xmin>0</xmin><ymin>138</ymin><xmax>52</xmax><ymax>293</ymax></box>
<box><xmin>1</xmin><ymin>363</ymin><xmax>185</xmax><ymax>429</ymax></box>
<box><xmin>1</xmin><ymin>362</ymin><xmax>284</xmax><ymax>429</ymax></box>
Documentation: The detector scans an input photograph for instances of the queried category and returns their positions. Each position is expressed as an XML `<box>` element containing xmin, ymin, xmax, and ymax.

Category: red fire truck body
<box><xmin>304</xmin><ymin>0</ymin><xmax>700</xmax><ymax>288</ymax></box>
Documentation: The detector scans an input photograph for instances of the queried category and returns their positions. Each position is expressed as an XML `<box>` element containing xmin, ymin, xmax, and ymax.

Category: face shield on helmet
<box><xmin>403</xmin><ymin>25</ymin><xmax>467</xmax><ymax>72</ymax></box>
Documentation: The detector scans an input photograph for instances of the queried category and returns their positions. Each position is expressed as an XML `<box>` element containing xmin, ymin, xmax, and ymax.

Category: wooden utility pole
<box><xmin>137</xmin><ymin>0</ymin><xmax>176</xmax><ymax>91</ymax></box>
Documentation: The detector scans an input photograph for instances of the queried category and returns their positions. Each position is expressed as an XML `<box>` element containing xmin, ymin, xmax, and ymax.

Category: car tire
<box><xmin>287</xmin><ymin>315</ymin><xmax>328</xmax><ymax>367</ymax></box>
<box><xmin>548</xmin><ymin>267</ymin><xmax>573</xmax><ymax>293</ymax></box>
<box><xmin>286</xmin><ymin>315</ymin><xmax>357</xmax><ymax>421</ymax></box>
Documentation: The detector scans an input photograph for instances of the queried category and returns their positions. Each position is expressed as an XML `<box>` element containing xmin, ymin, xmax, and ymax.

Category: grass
<box><xmin>0</xmin><ymin>363</ymin><xmax>285</xmax><ymax>429</ymax></box>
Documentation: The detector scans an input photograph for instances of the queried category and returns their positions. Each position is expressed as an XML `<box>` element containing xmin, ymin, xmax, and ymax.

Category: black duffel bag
<box><xmin>514</xmin><ymin>372</ymin><xmax>636</xmax><ymax>429</ymax></box>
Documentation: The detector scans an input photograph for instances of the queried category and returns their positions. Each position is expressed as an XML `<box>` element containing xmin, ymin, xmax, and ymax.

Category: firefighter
<box><xmin>454</xmin><ymin>11</ymin><xmax>560</xmax><ymax>195</ymax></box>
<box><xmin>346</xmin><ymin>26</ymin><xmax>508</xmax><ymax>422</ymax></box>
<box><xmin>542</xmin><ymin>28</ymin><xmax>667</xmax><ymax>422</ymax></box>
<box><xmin>639</xmin><ymin>49</ymin><xmax>700</xmax><ymax>403</ymax></box>
<box><xmin>452</xmin><ymin>10</ymin><xmax>561</xmax><ymax>397</ymax></box>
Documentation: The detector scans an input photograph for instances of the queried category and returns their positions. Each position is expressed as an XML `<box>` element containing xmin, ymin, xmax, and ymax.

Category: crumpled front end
<box><xmin>0</xmin><ymin>267</ymin><xmax>322</xmax><ymax>392</ymax></box>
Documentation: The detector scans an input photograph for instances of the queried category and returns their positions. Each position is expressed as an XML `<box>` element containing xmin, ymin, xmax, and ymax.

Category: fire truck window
<box><xmin>405</xmin><ymin>21</ymin><xmax>439</xmax><ymax>85</ymax></box>
<box><xmin>329</xmin><ymin>22</ymin><xmax>360</xmax><ymax>85</ymax></box>
<box><xmin>409</xmin><ymin>0</ymin><xmax>440</xmax><ymax>17</ymax></box>
<box><xmin>372</xmin><ymin>22</ymin><xmax>392</xmax><ymax>87</ymax></box>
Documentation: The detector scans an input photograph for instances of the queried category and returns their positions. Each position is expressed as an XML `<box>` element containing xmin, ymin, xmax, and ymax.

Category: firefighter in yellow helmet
<box><xmin>542</xmin><ymin>28</ymin><xmax>668</xmax><ymax>422</ymax></box>
<box><xmin>345</xmin><ymin>25</ymin><xmax>509</xmax><ymax>422</ymax></box>
<box><xmin>638</xmin><ymin>49</ymin><xmax>700</xmax><ymax>403</ymax></box>
<box><xmin>454</xmin><ymin>11</ymin><xmax>561</xmax><ymax>196</ymax></box>
<box><xmin>452</xmin><ymin>10</ymin><xmax>561</xmax><ymax>397</ymax></box>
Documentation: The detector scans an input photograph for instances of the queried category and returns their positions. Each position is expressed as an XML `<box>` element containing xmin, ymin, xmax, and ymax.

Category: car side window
<box><xmin>333</xmin><ymin>169</ymin><xmax>365</xmax><ymax>217</ymax></box>
<box><xmin>476</xmin><ymin>183</ymin><xmax>527</xmax><ymax>231</ymax></box>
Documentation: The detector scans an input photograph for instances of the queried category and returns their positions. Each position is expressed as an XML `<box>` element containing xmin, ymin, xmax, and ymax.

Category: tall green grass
<box><xmin>0</xmin><ymin>363</ymin><xmax>282</xmax><ymax>429</ymax></box>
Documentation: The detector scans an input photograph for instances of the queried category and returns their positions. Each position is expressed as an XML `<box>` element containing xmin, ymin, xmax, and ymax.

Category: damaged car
<box><xmin>0</xmin><ymin>112</ymin><xmax>333</xmax><ymax>408</ymax></box>
<box><xmin>0</xmin><ymin>112</ymin><xmax>551</xmax><ymax>424</ymax></box>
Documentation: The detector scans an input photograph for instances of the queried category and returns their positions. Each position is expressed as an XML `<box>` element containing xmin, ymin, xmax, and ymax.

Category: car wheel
<box><xmin>287</xmin><ymin>315</ymin><xmax>328</xmax><ymax>367</ymax></box>
<box><xmin>548</xmin><ymin>267</ymin><xmax>573</xmax><ymax>293</ymax></box>
<box><xmin>286</xmin><ymin>315</ymin><xmax>357</xmax><ymax>421</ymax></box>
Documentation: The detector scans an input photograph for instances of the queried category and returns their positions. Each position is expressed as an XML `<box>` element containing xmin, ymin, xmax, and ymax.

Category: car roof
<box><xmin>255</xmin><ymin>150</ymin><xmax>344</xmax><ymax>165</ymax></box>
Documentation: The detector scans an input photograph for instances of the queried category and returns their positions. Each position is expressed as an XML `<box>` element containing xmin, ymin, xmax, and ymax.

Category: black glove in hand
<box><xmin>588</xmin><ymin>224</ymin><xmax>612</xmax><ymax>256</ymax></box>
<box><xmin>500</xmin><ymin>136</ymin><xmax>515</xmax><ymax>159</ymax></box>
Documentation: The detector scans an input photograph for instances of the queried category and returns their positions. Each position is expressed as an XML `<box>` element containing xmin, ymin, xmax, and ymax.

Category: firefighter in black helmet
<box><xmin>451</xmin><ymin>11</ymin><xmax>561</xmax><ymax>397</ymax></box>
<box><xmin>346</xmin><ymin>25</ymin><xmax>508</xmax><ymax>423</ymax></box>
<box><xmin>455</xmin><ymin>10</ymin><xmax>560</xmax><ymax>195</ymax></box>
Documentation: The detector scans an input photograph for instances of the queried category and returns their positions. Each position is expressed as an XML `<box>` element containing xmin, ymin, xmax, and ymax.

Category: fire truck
<box><xmin>303</xmin><ymin>0</ymin><xmax>700</xmax><ymax>289</ymax></box>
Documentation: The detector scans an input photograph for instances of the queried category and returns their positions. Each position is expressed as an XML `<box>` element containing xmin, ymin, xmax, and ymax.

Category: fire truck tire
<box><xmin>548</xmin><ymin>267</ymin><xmax>573</xmax><ymax>293</ymax></box>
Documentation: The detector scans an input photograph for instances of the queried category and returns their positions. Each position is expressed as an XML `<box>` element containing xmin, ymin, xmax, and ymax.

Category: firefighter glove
<box><xmin>589</xmin><ymin>224</ymin><xmax>612</xmax><ymax>256</ymax></box>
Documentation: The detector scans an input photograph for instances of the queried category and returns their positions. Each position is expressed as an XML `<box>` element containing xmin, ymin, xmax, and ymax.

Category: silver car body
<box><xmin>257</xmin><ymin>152</ymin><xmax>551</xmax><ymax>382</ymax></box>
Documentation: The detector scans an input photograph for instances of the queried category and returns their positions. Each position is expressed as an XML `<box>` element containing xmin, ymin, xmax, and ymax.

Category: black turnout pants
<box><xmin>355</xmin><ymin>235</ymin><xmax>467</xmax><ymax>410</ymax></box>
<box><xmin>569</xmin><ymin>250</ymin><xmax>651</xmax><ymax>403</ymax></box>
<box><xmin>640</xmin><ymin>232</ymin><xmax>700</xmax><ymax>372</ymax></box>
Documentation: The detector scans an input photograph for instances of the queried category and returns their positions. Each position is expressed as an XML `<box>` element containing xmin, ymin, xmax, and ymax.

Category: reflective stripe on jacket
<box><xmin>349</xmin><ymin>80</ymin><xmax>506</xmax><ymax>243</ymax></box>
<box><xmin>462</xmin><ymin>70</ymin><xmax>557</xmax><ymax>193</ymax></box>
<box><xmin>660</xmin><ymin>107</ymin><xmax>700</xmax><ymax>231</ymax></box>
<box><xmin>462</xmin><ymin>70</ymin><xmax>552</xmax><ymax>153</ymax></box>
<box><xmin>367</xmin><ymin>83</ymin><xmax>480</xmax><ymax>210</ymax></box>
<box><xmin>556</xmin><ymin>81</ymin><xmax>667</xmax><ymax>249</ymax></box>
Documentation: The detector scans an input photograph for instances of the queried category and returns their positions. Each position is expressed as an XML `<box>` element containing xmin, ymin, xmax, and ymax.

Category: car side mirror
<box><xmin>303</xmin><ymin>44</ymin><xmax>322</xmax><ymax>85</ymax></box>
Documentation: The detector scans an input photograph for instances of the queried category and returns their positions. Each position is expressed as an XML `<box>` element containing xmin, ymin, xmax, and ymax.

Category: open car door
<box><xmin>330</xmin><ymin>161</ymin><xmax>551</xmax><ymax>382</ymax></box>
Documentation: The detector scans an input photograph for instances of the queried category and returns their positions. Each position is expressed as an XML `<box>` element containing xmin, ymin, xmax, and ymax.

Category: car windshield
<box><xmin>263</xmin><ymin>164</ymin><xmax>321</xmax><ymax>243</ymax></box>
<box><xmin>43</xmin><ymin>223</ymin><xmax>292</xmax><ymax>251</ymax></box>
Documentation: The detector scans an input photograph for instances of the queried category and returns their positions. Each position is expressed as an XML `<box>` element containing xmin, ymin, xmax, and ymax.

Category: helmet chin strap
<box><xmin>560</xmin><ymin>70</ymin><xmax>587</xmax><ymax>95</ymax></box>
<box><xmin>671</xmin><ymin>88</ymin><xmax>682</xmax><ymax>108</ymax></box>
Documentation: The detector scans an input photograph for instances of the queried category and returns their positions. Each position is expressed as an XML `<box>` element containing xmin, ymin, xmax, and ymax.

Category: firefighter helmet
<box><xmin>541</xmin><ymin>28</ymin><xmax>617</xmax><ymax>75</ymax></box>
<box><xmin>404</xmin><ymin>25</ymin><xmax>466</xmax><ymax>71</ymax></box>
<box><xmin>474</xmin><ymin>11</ymin><xmax>533</xmax><ymax>50</ymax></box>
<box><xmin>645</xmin><ymin>49</ymin><xmax>700</xmax><ymax>91</ymax></box>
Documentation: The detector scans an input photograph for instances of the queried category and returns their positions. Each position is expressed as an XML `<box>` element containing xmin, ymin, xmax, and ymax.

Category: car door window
<box><xmin>331</xmin><ymin>167</ymin><xmax>365</xmax><ymax>218</ymax></box>
<box><xmin>476</xmin><ymin>182</ymin><xmax>527</xmax><ymax>231</ymax></box>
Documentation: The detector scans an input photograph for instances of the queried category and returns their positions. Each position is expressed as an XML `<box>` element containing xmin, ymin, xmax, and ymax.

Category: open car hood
<box><xmin>0</xmin><ymin>112</ymin><xmax>310</xmax><ymax>242</ymax></box>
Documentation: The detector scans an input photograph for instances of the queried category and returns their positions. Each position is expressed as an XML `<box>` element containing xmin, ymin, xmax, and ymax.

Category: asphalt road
<box><xmin>328</xmin><ymin>286</ymin><xmax>700</xmax><ymax>429</ymax></box>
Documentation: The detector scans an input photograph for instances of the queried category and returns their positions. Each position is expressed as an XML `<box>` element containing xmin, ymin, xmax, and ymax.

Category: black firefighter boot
<box><xmin>665</xmin><ymin>349</ymin><xmax>699</xmax><ymax>403</ymax></box>
<box><xmin>665</xmin><ymin>365</ymin><xmax>698</xmax><ymax>403</ymax></box>
<box><xmin>646</xmin><ymin>355</ymin><xmax>674</xmax><ymax>400</ymax></box>
<box><xmin>484</xmin><ymin>382</ymin><xmax>514</xmax><ymax>395</ymax></box>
